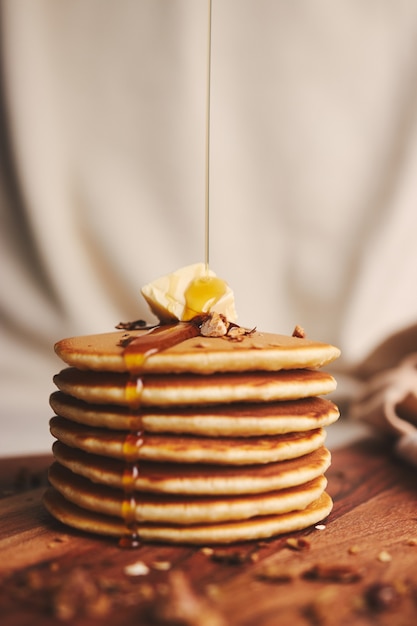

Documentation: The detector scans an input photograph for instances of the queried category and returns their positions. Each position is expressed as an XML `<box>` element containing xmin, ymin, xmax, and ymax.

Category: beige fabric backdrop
<box><xmin>2</xmin><ymin>0</ymin><xmax>417</xmax><ymax>454</ymax></box>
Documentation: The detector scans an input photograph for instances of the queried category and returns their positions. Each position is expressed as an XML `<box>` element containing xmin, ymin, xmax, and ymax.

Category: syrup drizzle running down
<box><xmin>120</xmin><ymin>323</ymin><xmax>202</xmax><ymax>547</ymax></box>
<box><xmin>119</xmin><ymin>431</ymin><xmax>144</xmax><ymax>549</ymax></box>
<box><xmin>125</xmin><ymin>377</ymin><xmax>144</xmax><ymax>409</ymax></box>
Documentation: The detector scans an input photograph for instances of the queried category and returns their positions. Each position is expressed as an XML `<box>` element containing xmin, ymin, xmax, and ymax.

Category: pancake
<box><xmin>49</xmin><ymin>416</ymin><xmax>326</xmax><ymax>465</ymax></box>
<box><xmin>47</xmin><ymin>315</ymin><xmax>340</xmax><ymax>544</ymax></box>
<box><xmin>48</xmin><ymin>462</ymin><xmax>328</xmax><ymax>524</ymax></box>
<box><xmin>50</xmin><ymin>391</ymin><xmax>340</xmax><ymax>436</ymax></box>
<box><xmin>53</xmin><ymin>367</ymin><xmax>337</xmax><ymax>407</ymax></box>
<box><xmin>43</xmin><ymin>487</ymin><xmax>333</xmax><ymax>544</ymax></box>
<box><xmin>51</xmin><ymin>441</ymin><xmax>332</xmax><ymax>495</ymax></box>
<box><xmin>54</xmin><ymin>326</ymin><xmax>341</xmax><ymax>374</ymax></box>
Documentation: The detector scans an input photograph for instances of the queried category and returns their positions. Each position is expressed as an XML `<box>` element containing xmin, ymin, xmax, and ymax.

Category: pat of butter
<box><xmin>141</xmin><ymin>263</ymin><xmax>237</xmax><ymax>323</ymax></box>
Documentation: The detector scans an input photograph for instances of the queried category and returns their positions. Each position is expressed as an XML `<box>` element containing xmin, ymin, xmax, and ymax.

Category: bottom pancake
<box><xmin>43</xmin><ymin>487</ymin><xmax>333</xmax><ymax>544</ymax></box>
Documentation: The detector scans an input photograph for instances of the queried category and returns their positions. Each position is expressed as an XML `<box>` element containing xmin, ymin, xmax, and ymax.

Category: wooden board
<box><xmin>0</xmin><ymin>439</ymin><xmax>416</xmax><ymax>626</ymax></box>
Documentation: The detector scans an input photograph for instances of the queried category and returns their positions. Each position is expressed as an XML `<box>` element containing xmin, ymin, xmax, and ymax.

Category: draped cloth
<box><xmin>2</xmin><ymin>1</ymin><xmax>417</xmax><ymax>454</ymax></box>
<box><xmin>350</xmin><ymin>324</ymin><xmax>417</xmax><ymax>468</ymax></box>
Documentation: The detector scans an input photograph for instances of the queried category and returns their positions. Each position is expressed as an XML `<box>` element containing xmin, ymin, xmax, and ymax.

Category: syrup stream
<box><xmin>205</xmin><ymin>0</ymin><xmax>212</xmax><ymax>273</ymax></box>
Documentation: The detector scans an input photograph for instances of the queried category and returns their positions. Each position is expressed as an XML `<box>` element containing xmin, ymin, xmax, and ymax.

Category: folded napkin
<box><xmin>350</xmin><ymin>352</ymin><xmax>417</xmax><ymax>467</ymax></box>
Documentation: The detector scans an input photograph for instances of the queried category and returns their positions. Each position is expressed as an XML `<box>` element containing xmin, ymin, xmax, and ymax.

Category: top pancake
<box><xmin>55</xmin><ymin>327</ymin><xmax>340</xmax><ymax>375</ymax></box>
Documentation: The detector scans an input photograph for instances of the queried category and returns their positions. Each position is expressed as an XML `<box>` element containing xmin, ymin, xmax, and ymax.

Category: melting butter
<box><xmin>141</xmin><ymin>263</ymin><xmax>237</xmax><ymax>323</ymax></box>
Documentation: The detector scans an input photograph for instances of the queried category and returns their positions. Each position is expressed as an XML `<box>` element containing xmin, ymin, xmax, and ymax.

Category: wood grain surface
<box><xmin>0</xmin><ymin>439</ymin><xmax>416</xmax><ymax>626</ymax></box>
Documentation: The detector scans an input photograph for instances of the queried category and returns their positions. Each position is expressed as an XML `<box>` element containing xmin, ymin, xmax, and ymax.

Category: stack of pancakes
<box><xmin>44</xmin><ymin>324</ymin><xmax>341</xmax><ymax>544</ymax></box>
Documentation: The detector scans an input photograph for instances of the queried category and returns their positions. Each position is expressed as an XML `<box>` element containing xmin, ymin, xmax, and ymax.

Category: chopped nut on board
<box><xmin>286</xmin><ymin>537</ymin><xmax>311</xmax><ymax>551</ymax></box>
<box><xmin>365</xmin><ymin>582</ymin><xmax>401</xmax><ymax>612</ymax></box>
<box><xmin>302</xmin><ymin>563</ymin><xmax>362</xmax><ymax>583</ymax></box>
<box><xmin>210</xmin><ymin>548</ymin><xmax>257</xmax><ymax>565</ymax></box>
<box><xmin>123</xmin><ymin>561</ymin><xmax>150</xmax><ymax>576</ymax></box>
<box><xmin>152</xmin><ymin>560</ymin><xmax>172</xmax><ymax>571</ymax></box>
<box><xmin>255</xmin><ymin>563</ymin><xmax>295</xmax><ymax>583</ymax></box>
